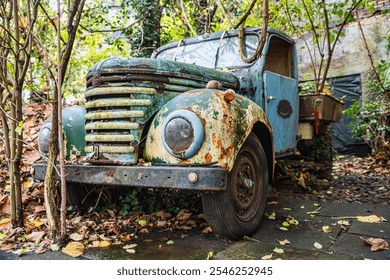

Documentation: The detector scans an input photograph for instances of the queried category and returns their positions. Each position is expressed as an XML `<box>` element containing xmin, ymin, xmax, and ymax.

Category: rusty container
<box><xmin>299</xmin><ymin>94</ymin><xmax>344</xmax><ymax>123</ymax></box>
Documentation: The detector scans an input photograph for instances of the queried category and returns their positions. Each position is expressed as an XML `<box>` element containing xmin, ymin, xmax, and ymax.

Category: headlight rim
<box><xmin>37</xmin><ymin>123</ymin><xmax>52</xmax><ymax>155</ymax></box>
<box><xmin>162</xmin><ymin>109</ymin><xmax>204</xmax><ymax>159</ymax></box>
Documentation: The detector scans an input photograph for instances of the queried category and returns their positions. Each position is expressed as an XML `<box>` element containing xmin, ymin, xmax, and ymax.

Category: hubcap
<box><xmin>231</xmin><ymin>151</ymin><xmax>261</xmax><ymax>222</ymax></box>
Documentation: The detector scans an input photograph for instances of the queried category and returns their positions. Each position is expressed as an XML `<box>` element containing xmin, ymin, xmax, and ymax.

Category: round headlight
<box><xmin>38</xmin><ymin>123</ymin><xmax>52</xmax><ymax>155</ymax></box>
<box><xmin>164</xmin><ymin>117</ymin><xmax>194</xmax><ymax>152</ymax></box>
<box><xmin>162</xmin><ymin>110</ymin><xmax>204</xmax><ymax>159</ymax></box>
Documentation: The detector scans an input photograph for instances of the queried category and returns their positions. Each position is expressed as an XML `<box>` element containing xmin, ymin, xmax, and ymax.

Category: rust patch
<box><xmin>204</xmin><ymin>153</ymin><xmax>213</xmax><ymax>163</ymax></box>
<box><xmin>211</xmin><ymin>133</ymin><xmax>219</xmax><ymax>146</ymax></box>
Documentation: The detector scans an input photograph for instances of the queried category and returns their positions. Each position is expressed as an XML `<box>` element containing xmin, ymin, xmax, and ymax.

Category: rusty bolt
<box><xmin>224</xmin><ymin>89</ymin><xmax>235</xmax><ymax>102</ymax></box>
<box><xmin>188</xmin><ymin>172</ymin><xmax>199</xmax><ymax>183</ymax></box>
<box><xmin>206</xmin><ymin>80</ymin><xmax>221</xmax><ymax>89</ymax></box>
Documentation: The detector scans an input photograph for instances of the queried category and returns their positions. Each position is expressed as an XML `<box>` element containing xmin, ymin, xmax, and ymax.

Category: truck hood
<box><xmin>86</xmin><ymin>57</ymin><xmax>239</xmax><ymax>90</ymax></box>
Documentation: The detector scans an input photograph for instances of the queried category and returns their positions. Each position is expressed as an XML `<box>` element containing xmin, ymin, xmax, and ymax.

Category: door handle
<box><xmin>267</xmin><ymin>96</ymin><xmax>277</xmax><ymax>101</ymax></box>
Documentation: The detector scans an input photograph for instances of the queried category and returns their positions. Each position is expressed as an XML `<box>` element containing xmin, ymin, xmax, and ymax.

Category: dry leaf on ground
<box><xmin>322</xmin><ymin>226</ymin><xmax>333</xmax><ymax>233</ymax></box>
<box><xmin>26</xmin><ymin>231</ymin><xmax>45</xmax><ymax>244</ymax></box>
<box><xmin>360</xmin><ymin>236</ymin><xmax>389</xmax><ymax>251</ymax></box>
<box><xmin>314</xmin><ymin>242</ymin><xmax>323</xmax><ymax>249</ymax></box>
<box><xmin>277</xmin><ymin>239</ymin><xmax>291</xmax><ymax>245</ymax></box>
<box><xmin>62</xmin><ymin>242</ymin><xmax>85</xmax><ymax>257</ymax></box>
<box><xmin>273</xmin><ymin>247</ymin><xmax>284</xmax><ymax>254</ymax></box>
<box><xmin>261</xmin><ymin>253</ymin><xmax>273</xmax><ymax>260</ymax></box>
<box><xmin>69</xmin><ymin>233</ymin><xmax>84</xmax><ymax>241</ymax></box>
<box><xmin>356</xmin><ymin>215</ymin><xmax>385</xmax><ymax>223</ymax></box>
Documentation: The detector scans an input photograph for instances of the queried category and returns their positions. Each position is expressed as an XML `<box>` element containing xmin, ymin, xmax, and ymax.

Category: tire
<box><xmin>66</xmin><ymin>183</ymin><xmax>123</xmax><ymax>209</ymax></box>
<box><xmin>66</xmin><ymin>183</ymin><xmax>97</xmax><ymax>208</ymax></box>
<box><xmin>201</xmin><ymin>133</ymin><xmax>269</xmax><ymax>239</ymax></box>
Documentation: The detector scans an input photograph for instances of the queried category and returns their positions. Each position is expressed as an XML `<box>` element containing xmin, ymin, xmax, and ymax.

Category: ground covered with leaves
<box><xmin>271</xmin><ymin>150</ymin><xmax>389</xmax><ymax>206</ymax></box>
<box><xmin>0</xmin><ymin>103</ymin><xmax>389</xmax><ymax>258</ymax></box>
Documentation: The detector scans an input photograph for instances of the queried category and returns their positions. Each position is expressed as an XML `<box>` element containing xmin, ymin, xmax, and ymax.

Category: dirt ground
<box><xmin>271</xmin><ymin>154</ymin><xmax>390</xmax><ymax>206</ymax></box>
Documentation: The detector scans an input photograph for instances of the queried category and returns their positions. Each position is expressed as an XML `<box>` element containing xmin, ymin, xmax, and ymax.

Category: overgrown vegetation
<box><xmin>344</xmin><ymin>36</ymin><xmax>390</xmax><ymax>153</ymax></box>
<box><xmin>0</xmin><ymin>0</ymin><xmax>388</xmax><ymax>253</ymax></box>
<box><xmin>119</xmin><ymin>188</ymin><xmax>202</xmax><ymax>217</ymax></box>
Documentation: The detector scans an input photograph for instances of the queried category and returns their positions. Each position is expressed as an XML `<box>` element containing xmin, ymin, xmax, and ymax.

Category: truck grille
<box><xmin>84</xmin><ymin>58</ymin><xmax>239</xmax><ymax>165</ymax></box>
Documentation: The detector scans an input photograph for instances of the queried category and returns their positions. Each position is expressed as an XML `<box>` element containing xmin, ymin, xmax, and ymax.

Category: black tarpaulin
<box><xmin>328</xmin><ymin>73</ymin><xmax>368</xmax><ymax>154</ymax></box>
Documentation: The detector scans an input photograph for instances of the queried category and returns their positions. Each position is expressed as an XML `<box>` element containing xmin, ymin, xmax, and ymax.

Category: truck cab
<box><xmin>35</xmin><ymin>27</ymin><xmax>301</xmax><ymax>239</ymax></box>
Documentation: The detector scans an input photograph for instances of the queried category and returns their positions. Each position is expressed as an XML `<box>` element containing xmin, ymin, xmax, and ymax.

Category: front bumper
<box><xmin>33</xmin><ymin>163</ymin><xmax>227</xmax><ymax>191</ymax></box>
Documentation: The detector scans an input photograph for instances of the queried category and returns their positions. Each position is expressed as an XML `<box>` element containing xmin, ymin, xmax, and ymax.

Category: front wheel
<box><xmin>202</xmin><ymin>133</ymin><xmax>269</xmax><ymax>239</ymax></box>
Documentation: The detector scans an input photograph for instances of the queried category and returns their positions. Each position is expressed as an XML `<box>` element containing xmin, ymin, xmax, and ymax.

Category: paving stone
<box><xmin>329</xmin><ymin>232</ymin><xmax>388</xmax><ymax>260</ymax></box>
<box><xmin>318</xmin><ymin>202</ymin><xmax>390</xmax><ymax>219</ymax></box>
<box><xmin>348</xmin><ymin>220</ymin><xmax>390</xmax><ymax>239</ymax></box>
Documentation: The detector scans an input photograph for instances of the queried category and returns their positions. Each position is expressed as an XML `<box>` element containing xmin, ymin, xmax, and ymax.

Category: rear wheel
<box><xmin>66</xmin><ymin>183</ymin><xmax>123</xmax><ymax>209</ymax></box>
<box><xmin>201</xmin><ymin>133</ymin><xmax>269</xmax><ymax>239</ymax></box>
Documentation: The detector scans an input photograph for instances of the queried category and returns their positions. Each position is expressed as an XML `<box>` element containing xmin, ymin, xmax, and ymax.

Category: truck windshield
<box><xmin>156</xmin><ymin>34</ymin><xmax>259</xmax><ymax>69</ymax></box>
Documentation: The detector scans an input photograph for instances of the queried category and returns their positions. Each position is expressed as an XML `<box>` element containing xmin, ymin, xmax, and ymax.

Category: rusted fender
<box><xmin>145</xmin><ymin>88</ymin><xmax>273</xmax><ymax>172</ymax></box>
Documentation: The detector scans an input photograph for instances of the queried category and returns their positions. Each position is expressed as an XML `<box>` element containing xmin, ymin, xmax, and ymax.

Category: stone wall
<box><xmin>296</xmin><ymin>1</ymin><xmax>389</xmax><ymax>97</ymax></box>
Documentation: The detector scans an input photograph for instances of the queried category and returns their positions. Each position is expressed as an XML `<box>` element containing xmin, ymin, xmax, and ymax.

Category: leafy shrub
<box><xmin>344</xmin><ymin>99</ymin><xmax>389</xmax><ymax>152</ymax></box>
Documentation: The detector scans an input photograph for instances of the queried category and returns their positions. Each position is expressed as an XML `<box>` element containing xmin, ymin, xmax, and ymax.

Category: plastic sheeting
<box><xmin>328</xmin><ymin>74</ymin><xmax>368</xmax><ymax>154</ymax></box>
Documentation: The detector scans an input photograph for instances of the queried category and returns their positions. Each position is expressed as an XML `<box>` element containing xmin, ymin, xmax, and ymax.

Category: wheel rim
<box><xmin>230</xmin><ymin>149</ymin><xmax>262</xmax><ymax>222</ymax></box>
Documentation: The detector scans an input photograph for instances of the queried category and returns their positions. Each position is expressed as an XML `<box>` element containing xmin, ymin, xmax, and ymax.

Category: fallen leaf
<box><xmin>261</xmin><ymin>253</ymin><xmax>273</xmax><ymax>260</ymax></box>
<box><xmin>177</xmin><ymin>209</ymin><xmax>192</xmax><ymax>221</ymax></box>
<box><xmin>69</xmin><ymin>233</ymin><xmax>84</xmax><ymax>241</ymax></box>
<box><xmin>314</xmin><ymin>242</ymin><xmax>323</xmax><ymax>249</ymax></box>
<box><xmin>322</xmin><ymin>226</ymin><xmax>333</xmax><ymax>233</ymax></box>
<box><xmin>62</xmin><ymin>242</ymin><xmax>84</xmax><ymax>257</ymax></box>
<box><xmin>0</xmin><ymin>233</ymin><xmax>7</xmax><ymax>240</ymax></box>
<box><xmin>0</xmin><ymin>218</ymin><xmax>12</xmax><ymax>231</ymax></box>
<box><xmin>202</xmin><ymin>226</ymin><xmax>212</xmax><ymax>234</ymax></box>
<box><xmin>156</xmin><ymin>220</ymin><xmax>167</xmax><ymax>228</ymax></box>
<box><xmin>206</xmin><ymin>251</ymin><xmax>213</xmax><ymax>260</ymax></box>
<box><xmin>282</xmin><ymin>221</ymin><xmax>290</xmax><ymax>227</ymax></box>
<box><xmin>278</xmin><ymin>239</ymin><xmax>291</xmax><ymax>245</ymax></box>
<box><xmin>337</xmin><ymin>220</ymin><xmax>350</xmax><ymax>226</ymax></box>
<box><xmin>12</xmin><ymin>248</ymin><xmax>27</xmax><ymax>256</ymax></box>
<box><xmin>166</xmin><ymin>240</ymin><xmax>174</xmax><ymax>245</ymax></box>
<box><xmin>356</xmin><ymin>215</ymin><xmax>384</xmax><ymax>223</ymax></box>
<box><xmin>267</xmin><ymin>201</ymin><xmax>278</xmax><ymax>205</ymax></box>
<box><xmin>0</xmin><ymin>243</ymin><xmax>16</xmax><ymax>251</ymax></box>
<box><xmin>307</xmin><ymin>207</ymin><xmax>321</xmax><ymax>216</ymax></box>
<box><xmin>123</xmin><ymin>244</ymin><xmax>137</xmax><ymax>250</ymax></box>
<box><xmin>298</xmin><ymin>173</ymin><xmax>307</xmax><ymax>189</ymax></box>
<box><xmin>50</xmin><ymin>244</ymin><xmax>60</xmax><ymax>251</ymax></box>
<box><xmin>35</xmin><ymin>247</ymin><xmax>46</xmax><ymax>254</ymax></box>
<box><xmin>273</xmin><ymin>247</ymin><xmax>284</xmax><ymax>254</ymax></box>
<box><xmin>278</xmin><ymin>227</ymin><xmax>289</xmax><ymax>231</ymax></box>
<box><xmin>265</xmin><ymin>212</ymin><xmax>276</xmax><ymax>220</ymax></box>
<box><xmin>126</xmin><ymin>249</ymin><xmax>136</xmax><ymax>254</ymax></box>
<box><xmin>30</xmin><ymin>220</ymin><xmax>44</xmax><ymax>228</ymax></box>
<box><xmin>34</xmin><ymin>205</ymin><xmax>45</xmax><ymax>214</ymax></box>
<box><xmin>99</xmin><ymin>241</ymin><xmax>110</xmax><ymax>247</ymax></box>
<box><xmin>119</xmin><ymin>235</ymin><xmax>131</xmax><ymax>242</ymax></box>
<box><xmin>360</xmin><ymin>236</ymin><xmax>389</xmax><ymax>251</ymax></box>
<box><xmin>26</xmin><ymin>231</ymin><xmax>45</xmax><ymax>243</ymax></box>
<box><xmin>288</xmin><ymin>219</ymin><xmax>299</xmax><ymax>225</ymax></box>
<box><xmin>138</xmin><ymin>219</ymin><xmax>147</xmax><ymax>227</ymax></box>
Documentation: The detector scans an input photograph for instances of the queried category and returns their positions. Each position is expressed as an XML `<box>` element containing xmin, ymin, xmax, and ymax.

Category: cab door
<box><xmin>263</xmin><ymin>35</ymin><xmax>299</xmax><ymax>158</ymax></box>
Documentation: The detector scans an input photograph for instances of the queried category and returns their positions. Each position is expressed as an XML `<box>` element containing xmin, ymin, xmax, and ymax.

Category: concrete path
<box><xmin>1</xmin><ymin>197</ymin><xmax>389</xmax><ymax>260</ymax></box>
<box><xmin>215</xmin><ymin>196</ymin><xmax>390</xmax><ymax>260</ymax></box>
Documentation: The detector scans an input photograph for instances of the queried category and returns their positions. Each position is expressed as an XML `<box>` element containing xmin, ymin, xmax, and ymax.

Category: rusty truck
<box><xmin>34</xmin><ymin>27</ymin><xmax>343</xmax><ymax>239</ymax></box>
